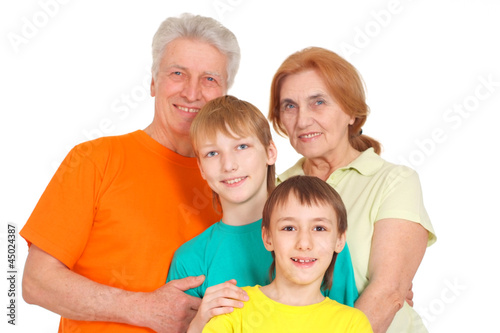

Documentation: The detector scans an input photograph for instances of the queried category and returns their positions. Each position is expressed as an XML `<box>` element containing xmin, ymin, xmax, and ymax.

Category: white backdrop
<box><xmin>1</xmin><ymin>0</ymin><xmax>499</xmax><ymax>332</ymax></box>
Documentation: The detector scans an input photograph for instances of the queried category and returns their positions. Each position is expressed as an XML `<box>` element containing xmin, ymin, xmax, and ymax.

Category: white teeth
<box><xmin>178</xmin><ymin>106</ymin><xmax>199</xmax><ymax>113</ymax></box>
<box><xmin>301</xmin><ymin>133</ymin><xmax>321</xmax><ymax>139</ymax></box>
<box><xmin>292</xmin><ymin>258</ymin><xmax>317</xmax><ymax>263</ymax></box>
<box><xmin>225</xmin><ymin>177</ymin><xmax>245</xmax><ymax>184</ymax></box>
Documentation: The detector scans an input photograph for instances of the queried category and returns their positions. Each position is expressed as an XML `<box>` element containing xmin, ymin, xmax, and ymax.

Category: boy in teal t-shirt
<box><xmin>166</xmin><ymin>95</ymin><xmax>358</xmax><ymax>331</ymax></box>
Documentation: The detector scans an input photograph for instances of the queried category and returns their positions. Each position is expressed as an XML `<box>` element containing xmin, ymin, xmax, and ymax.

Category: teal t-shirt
<box><xmin>167</xmin><ymin>219</ymin><xmax>358</xmax><ymax>306</ymax></box>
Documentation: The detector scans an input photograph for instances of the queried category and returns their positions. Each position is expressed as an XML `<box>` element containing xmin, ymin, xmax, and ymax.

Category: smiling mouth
<box><xmin>299</xmin><ymin>132</ymin><xmax>322</xmax><ymax>139</ymax></box>
<box><xmin>177</xmin><ymin>105</ymin><xmax>199</xmax><ymax>113</ymax></box>
<box><xmin>222</xmin><ymin>177</ymin><xmax>247</xmax><ymax>185</ymax></box>
<box><xmin>291</xmin><ymin>258</ymin><xmax>317</xmax><ymax>263</ymax></box>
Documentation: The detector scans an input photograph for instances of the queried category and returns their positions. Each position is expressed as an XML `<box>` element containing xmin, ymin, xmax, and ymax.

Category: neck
<box><xmin>220</xmin><ymin>189</ymin><xmax>267</xmax><ymax>226</ymax></box>
<box><xmin>303</xmin><ymin>145</ymin><xmax>361</xmax><ymax>181</ymax></box>
<box><xmin>144</xmin><ymin>122</ymin><xmax>194</xmax><ymax>157</ymax></box>
<box><xmin>260</xmin><ymin>277</ymin><xmax>324</xmax><ymax>306</ymax></box>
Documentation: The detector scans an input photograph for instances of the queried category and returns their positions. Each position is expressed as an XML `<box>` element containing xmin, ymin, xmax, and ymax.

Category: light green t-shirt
<box><xmin>277</xmin><ymin>148</ymin><xmax>437</xmax><ymax>333</ymax></box>
<box><xmin>203</xmin><ymin>285</ymin><xmax>373</xmax><ymax>332</ymax></box>
<box><xmin>167</xmin><ymin>219</ymin><xmax>359</xmax><ymax>306</ymax></box>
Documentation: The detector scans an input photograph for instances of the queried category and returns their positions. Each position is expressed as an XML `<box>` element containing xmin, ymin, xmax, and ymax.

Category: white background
<box><xmin>1</xmin><ymin>0</ymin><xmax>499</xmax><ymax>332</ymax></box>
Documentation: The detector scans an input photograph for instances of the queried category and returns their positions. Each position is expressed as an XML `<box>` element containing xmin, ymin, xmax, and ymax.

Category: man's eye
<box><xmin>316</xmin><ymin>100</ymin><xmax>324</xmax><ymax>105</ymax></box>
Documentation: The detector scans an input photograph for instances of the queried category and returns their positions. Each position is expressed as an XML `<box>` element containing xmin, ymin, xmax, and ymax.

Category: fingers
<box><xmin>168</xmin><ymin>275</ymin><xmax>205</xmax><ymax>292</ymax></box>
<box><xmin>204</xmin><ymin>280</ymin><xmax>249</xmax><ymax>303</ymax></box>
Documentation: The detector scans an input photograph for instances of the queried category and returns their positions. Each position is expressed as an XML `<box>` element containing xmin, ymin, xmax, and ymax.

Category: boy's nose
<box><xmin>296</xmin><ymin>230</ymin><xmax>313</xmax><ymax>250</ymax></box>
<box><xmin>222</xmin><ymin>155</ymin><xmax>238</xmax><ymax>172</ymax></box>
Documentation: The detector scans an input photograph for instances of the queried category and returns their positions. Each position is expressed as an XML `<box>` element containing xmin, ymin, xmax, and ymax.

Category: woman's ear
<box><xmin>267</xmin><ymin>140</ymin><xmax>278</xmax><ymax>166</ymax></box>
<box><xmin>262</xmin><ymin>227</ymin><xmax>274</xmax><ymax>252</ymax></box>
<box><xmin>335</xmin><ymin>231</ymin><xmax>346</xmax><ymax>253</ymax></box>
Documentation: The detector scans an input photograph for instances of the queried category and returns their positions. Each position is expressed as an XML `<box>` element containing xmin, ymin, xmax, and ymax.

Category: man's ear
<box><xmin>267</xmin><ymin>140</ymin><xmax>278</xmax><ymax>166</ymax></box>
<box><xmin>197</xmin><ymin>159</ymin><xmax>206</xmax><ymax>180</ymax></box>
<box><xmin>150</xmin><ymin>77</ymin><xmax>156</xmax><ymax>97</ymax></box>
<box><xmin>335</xmin><ymin>231</ymin><xmax>346</xmax><ymax>253</ymax></box>
<box><xmin>262</xmin><ymin>227</ymin><xmax>274</xmax><ymax>252</ymax></box>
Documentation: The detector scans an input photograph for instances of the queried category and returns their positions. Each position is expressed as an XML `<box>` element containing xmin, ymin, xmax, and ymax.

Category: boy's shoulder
<box><xmin>323</xmin><ymin>298</ymin><xmax>373</xmax><ymax>331</ymax></box>
<box><xmin>174</xmin><ymin>221</ymin><xmax>221</xmax><ymax>256</ymax></box>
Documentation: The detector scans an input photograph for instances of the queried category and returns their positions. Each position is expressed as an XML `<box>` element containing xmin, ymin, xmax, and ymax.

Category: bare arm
<box><xmin>354</xmin><ymin>218</ymin><xmax>428</xmax><ymax>333</ymax></box>
<box><xmin>22</xmin><ymin>244</ymin><xmax>203</xmax><ymax>333</ymax></box>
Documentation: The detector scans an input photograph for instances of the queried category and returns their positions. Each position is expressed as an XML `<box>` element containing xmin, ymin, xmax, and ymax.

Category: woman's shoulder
<box><xmin>276</xmin><ymin>157</ymin><xmax>306</xmax><ymax>183</ymax></box>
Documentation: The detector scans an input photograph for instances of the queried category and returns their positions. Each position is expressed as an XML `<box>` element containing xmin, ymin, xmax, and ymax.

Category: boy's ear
<box><xmin>261</xmin><ymin>227</ymin><xmax>274</xmax><ymax>252</ymax></box>
<box><xmin>266</xmin><ymin>140</ymin><xmax>278</xmax><ymax>166</ymax></box>
<box><xmin>197</xmin><ymin>159</ymin><xmax>206</xmax><ymax>180</ymax></box>
<box><xmin>334</xmin><ymin>231</ymin><xmax>347</xmax><ymax>253</ymax></box>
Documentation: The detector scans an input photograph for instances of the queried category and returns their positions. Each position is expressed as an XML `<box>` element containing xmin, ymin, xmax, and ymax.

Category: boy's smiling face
<box><xmin>196</xmin><ymin>128</ymin><xmax>276</xmax><ymax>209</ymax></box>
<box><xmin>262</xmin><ymin>193</ymin><xmax>345</xmax><ymax>289</ymax></box>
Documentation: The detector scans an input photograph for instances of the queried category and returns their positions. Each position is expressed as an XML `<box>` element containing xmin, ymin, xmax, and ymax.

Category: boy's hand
<box><xmin>187</xmin><ymin>279</ymin><xmax>249</xmax><ymax>333</ymax></box>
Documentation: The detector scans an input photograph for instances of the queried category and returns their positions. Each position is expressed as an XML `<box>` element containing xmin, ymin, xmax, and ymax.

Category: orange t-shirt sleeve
<box><xmin>20</xmin><ymin>141</ymin><xmax>103</xmax><ymax>269</ymax></box>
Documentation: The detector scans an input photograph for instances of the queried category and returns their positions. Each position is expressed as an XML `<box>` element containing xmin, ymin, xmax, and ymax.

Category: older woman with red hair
<box><xmin>269</xmin><ymin>47</ymin><xmax>436</xmax><ymax>333</ymax></box>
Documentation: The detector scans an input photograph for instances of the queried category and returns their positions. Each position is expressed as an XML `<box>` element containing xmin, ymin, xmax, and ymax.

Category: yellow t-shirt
<box><xmin>277</xmin><ymin>148</ymin><xmax>436</xmax><ymax>332</ymax></box>
<box><xmin>203</xmin><ymin>286</ymin><xmax>372</xmax><ymax>332</ymax></box>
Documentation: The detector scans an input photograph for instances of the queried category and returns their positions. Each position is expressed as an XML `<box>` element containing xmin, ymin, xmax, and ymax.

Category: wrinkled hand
<box><xmin>405</xmin><ymin>282</ymin><xmax>414</xmax><ymax>307</ymax></box>
<box><xmin>187</xmin><ymin>279</ymin><xmax>249</xmax><ymax>333</ymax></box>
<box><xmin>138</xmin><ymin>276</ymin><xmax>204</xmax><ymax>333</ymax></box>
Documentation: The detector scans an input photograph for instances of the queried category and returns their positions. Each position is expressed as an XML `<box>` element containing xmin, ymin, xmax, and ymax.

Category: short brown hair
<box><xmin>191</xmin><ymin>95</ymin><xmax>276</xmax><ymax>211</ymax></box>
<box><xmin>262</xmin><ymin>175</ymin><xmax>347</xmax><ymax>292</ymax></box>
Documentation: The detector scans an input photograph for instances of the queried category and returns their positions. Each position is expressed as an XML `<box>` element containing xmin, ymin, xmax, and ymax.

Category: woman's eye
<box><xmin>283</xmin><ymin>226</ymin><xmax>295</xmax><ymax>231</ymax></box>
<box><xmin>315</xmin><ymin>100</ymin><xmax>325</xmax><ymax>106</ymax></box>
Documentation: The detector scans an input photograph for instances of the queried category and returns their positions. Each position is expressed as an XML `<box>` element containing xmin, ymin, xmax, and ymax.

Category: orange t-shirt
<box><xmin>20</xmin><ymin>130</ymin><xmax>220</xmax><ymax>332</ymax></box>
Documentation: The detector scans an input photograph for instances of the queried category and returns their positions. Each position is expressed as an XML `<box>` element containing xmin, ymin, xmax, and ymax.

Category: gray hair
<box><xmin>151</xmin><ymin>13</ymin><xmax>240</xmax><ymax>89</ymax></box>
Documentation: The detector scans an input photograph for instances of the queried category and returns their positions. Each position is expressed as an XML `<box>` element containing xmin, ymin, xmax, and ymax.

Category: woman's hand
<box><xmin>187</xmin><ymin>279</ymin><xmax>249</xmax><ymax>333</ymax></box>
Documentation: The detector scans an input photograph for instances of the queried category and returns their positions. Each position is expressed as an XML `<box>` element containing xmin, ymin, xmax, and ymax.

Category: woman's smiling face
<box><xmin>279</xmin><ymin>70</ymin><xmax>355</xmax><ymax>160</ymax></box>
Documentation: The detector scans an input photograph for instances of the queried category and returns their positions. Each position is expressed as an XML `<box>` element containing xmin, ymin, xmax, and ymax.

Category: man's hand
<box><xmin>22</xmin><ymin>245</ymin><xmax>206</xmax><ymax>333</ymax></box>
<box><xmin>187</xmin><ymin>279</ymin><xmax>248</xmax><ymax>333</ymax></box>
<box><xmin>137</xmin><ymin>276</ymin><xmax>205</xmax><ymax>333</ymax></box>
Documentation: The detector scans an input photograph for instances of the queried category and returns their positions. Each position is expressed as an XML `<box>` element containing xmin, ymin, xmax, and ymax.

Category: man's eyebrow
<box><xmin>204</xmin><ymin>71</ymin><xmax>223</xmax><ymax>78</ymax></box>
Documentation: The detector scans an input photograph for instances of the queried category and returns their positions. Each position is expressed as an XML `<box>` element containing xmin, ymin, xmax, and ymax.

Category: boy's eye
<box><xmin>283</xmin><ymin>226</ymin><xmax>296</xmax><ymax>231</ymax></box>
<box><xmin>206</xmin><ymin>151</ymin><xmax>218</xmax><ymax>157</ymax></box>
<box><xmin>313</xmin><ymin>226</ymin><xmax>326</xmax><ymax>231</ymax></box>
<box><xmin>237</xmin><ymin>144</ymin><xmax>248</xmax><ymax>150</ymax></box>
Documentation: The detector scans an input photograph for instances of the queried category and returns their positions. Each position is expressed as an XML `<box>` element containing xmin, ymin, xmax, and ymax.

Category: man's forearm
<box><xmin>22</xmin><ymin>244</ymin><xmax>145</xmax><ymax>327</ymax></box>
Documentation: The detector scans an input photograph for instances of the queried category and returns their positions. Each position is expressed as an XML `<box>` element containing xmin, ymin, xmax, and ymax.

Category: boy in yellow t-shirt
<box><xmin>202</xmin><ymin>175</ymin><xmax>373</xmax><ymax>332</ymax></box>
